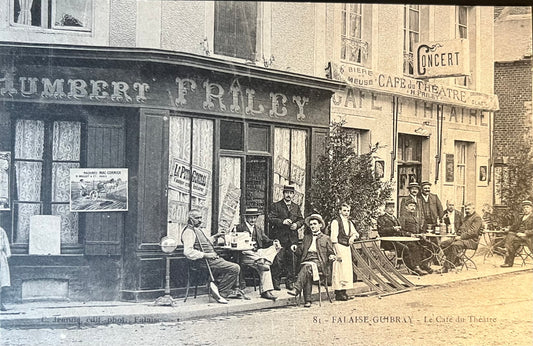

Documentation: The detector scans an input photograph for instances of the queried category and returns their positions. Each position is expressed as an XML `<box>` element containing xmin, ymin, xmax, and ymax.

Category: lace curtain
<box><xmin>219</xmin><ymin>157</ymin><xmax>242</xmax><ymax>230</ymax></box>
<box><xmin>16</xmin><ymin>0</ymin><xmax>34</xmax><ymax>25</ymax></box>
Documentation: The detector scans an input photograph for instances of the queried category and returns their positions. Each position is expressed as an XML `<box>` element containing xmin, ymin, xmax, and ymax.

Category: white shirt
<box><xmin>448</xmin><ymin>211</ymin><xmax>456</xmax><ymax>233</ymax></box>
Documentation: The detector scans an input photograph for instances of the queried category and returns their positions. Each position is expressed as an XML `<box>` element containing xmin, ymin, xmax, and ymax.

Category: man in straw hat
<box><xmin>268</xmin><ymin>185</ymin><xmax>304</xmax><ymax>290</ymax></box>
<box><xmin>287</xmin><ymin>214</ymin><xmax>336</xmax><ymax>308</ymax></box>
<box><xmin>501</xmin><ymin>200</ymin><xmax>533</xmax><ymax>267</ymax></box>
<box><xmin>236</xmin><ymin>208</ymin><xmax>281</xmax><ymax>300</ymax></box>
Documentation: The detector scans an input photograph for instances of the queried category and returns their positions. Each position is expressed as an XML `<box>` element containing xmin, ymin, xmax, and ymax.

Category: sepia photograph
<box><xmin>0</xmin><ymin>1</ymin><xmax>532</xmax><ymax>345</ymax></box>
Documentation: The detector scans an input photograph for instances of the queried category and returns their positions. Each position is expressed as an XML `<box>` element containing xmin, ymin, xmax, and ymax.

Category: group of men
<box><xmin>377</xmin><ymin>181</ymin><xmax>484</xmax><ymax>274</ymax></box>
<box><xmin>181</xmin><ymin>181</ymin><xmax>532</xmax><ymax>307</ymax></box>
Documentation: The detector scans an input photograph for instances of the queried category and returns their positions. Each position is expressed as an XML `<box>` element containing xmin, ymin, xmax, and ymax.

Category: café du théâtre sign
<box><xmin>415</xmin><ymin>39</ymin><xmax>470</xmax><ymax>79</ymax></box>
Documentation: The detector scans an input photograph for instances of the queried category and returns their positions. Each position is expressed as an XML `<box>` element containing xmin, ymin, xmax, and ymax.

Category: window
<box><xmin>220</xmin><ymin>120</ymin><xmax>244</xmax><ymax>151</ymax></box>
<box><xmin>13</xmin><ymin>119</ymin><xmax>81</xmax><ymax>244</ymax></box>
<box><xmin>455</xmin><ymin>6</ymin><xmax>468</xmax><ymax>86</ymax></box>
<box><xmin>273</xmin><ymin>128</ymin><xmax>307</xmax><ymax>207</ymax></box>
<box><xmin>11</xmin><ymin>0</ymin><xmax>92</xmax><ymax>32</ymax></box>
<box><xmin>455</xmin><ymin>142</ymin><xmax>467</xmax><ymax>207</ymax></box>
<box><xmin>340</xmin><ymin>4</ymin><xmax>366</xmax><ymax>64</ymax></box>
<box><xmin>342</xmin><ymin>128</ymin><xmax>361</xmax><ymax>155</ymax></box>
<box><xmin>214</xmin><ymin>1</ymin><xmax>258</xmax><ymax>60</ymax></box>
<box><xmin>403</xmin><ymin>5</ymin><xmax>420</xmax><ymax>75</ymax></box>
<box><xmin>248</xmin><ymin>125</ymin><xmax>269</xmax><ymax>152</ymax></box>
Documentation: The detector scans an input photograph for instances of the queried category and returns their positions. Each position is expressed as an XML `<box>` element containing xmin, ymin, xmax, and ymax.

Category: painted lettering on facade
<box><xmin>332</xmin><ymin>62</ymin><xmax>498</xmax><ymax>111</ymax></box>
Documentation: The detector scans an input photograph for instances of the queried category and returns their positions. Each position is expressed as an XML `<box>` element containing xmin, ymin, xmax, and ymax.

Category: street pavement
<box><xmin>1</xmin><ymin>266</ymin><xmax>531</xmax><ymax>346</ymax></box>
<box><xmin>0</xmin><ymin>241</ymin><xmax>531</xmax><ymax>336</ymax></box>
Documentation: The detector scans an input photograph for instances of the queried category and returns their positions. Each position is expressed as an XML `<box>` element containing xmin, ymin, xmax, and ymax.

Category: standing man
<box><xmin>287</xmin><ymin>214</ymin><xmax>336</xmax><ymax>308</ymax></box>
<box><xmin>442</xmin><ymin>200</ymin><xmax>464</xmax><ymax>234</ymax></box>
<box><xmin>440</xmin><ymin>202</ymin><xmax>483</xmax><ymax>273</ymax></box>
<box><xmin>268</xmin><ymin>185</ymin><xmax>304</xmax><ymax>290</ymax></box>
<box><xmin>236</xmin><ymin>208</ymin><xmax>280</xmax><ymax>300</ymax></box>
<box><xmin>501</xmin><ymin>200</ymin><xmax>533</xmax><ymax>268</ymax></box>
<box><xmin>330</xmin><ymin>203</ymin><xmax>359</xmax><ymax>301</ymax></box>
<box><xmin>419</xmin><ymin>181</ymin><xmax>443</xmax><ymax>231</ymax></box>
<box><xmin>181</xmin><ymin>209</ymin><xmax>243</xmax><ymax>304</ymax></box>
<box><xmin>399</xmin><ymin>182</ymin><xmax>423</xmax><ymax>229</ymax></box>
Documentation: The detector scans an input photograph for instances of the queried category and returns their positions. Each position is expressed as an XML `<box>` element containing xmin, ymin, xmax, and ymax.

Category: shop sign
<box><xmin>169</xmin><ymin>158</ymin><xmax>210</xmax><ymax>197</ymax></box>
<box><xmin>70</xmin><ymin>168</ymin><xmax>128</xmax><ymax>212</ymax></box>
<box><xmin>415</xmin><ymin>39</ymin><xmax>470</xmax><ymax>78</ymax></box>
<box><xmin>0</xmin><ymin>60</ymin><xmax>330</xmax><ymax>126</ymax></box>
<box><xmin>331</xmin><ymin>63</ymin><xmax>498</xmax><ymax>111</ymax></box>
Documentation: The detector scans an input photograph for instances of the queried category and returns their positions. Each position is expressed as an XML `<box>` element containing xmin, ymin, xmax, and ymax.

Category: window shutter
<box><xmin>215</xmin><ymin>1</ymin><xmax>257</xmax><ymax>60</ymax></box>
<box><xmin>84</xmin><ymin>115</ymin><xmax>125</xmax><ymax>255</ymax></box>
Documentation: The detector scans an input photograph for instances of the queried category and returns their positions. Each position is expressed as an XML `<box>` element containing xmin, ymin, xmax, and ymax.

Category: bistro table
<box><xmin>416</xmin><ymin>233</ymin><xmax>456</xmax><ymax>271</ymax></box>
<box><xmin>482</xmin><ymin>229</ymin><xmax>507</xmax><ymax>262</ymax></box>
<box><xmin>221</xmin><ymin>244</ymin><xmax>256</xmax><ymax>295</ymax></box>
<box><xmin>377</xmin><ymin>236</ymin><xmax>420</xmax><ymax>275</ymax></box>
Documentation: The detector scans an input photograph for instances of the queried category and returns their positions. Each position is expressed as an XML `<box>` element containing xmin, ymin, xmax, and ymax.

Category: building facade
<box><xmin>0</xmin><ymin>1</ymin><xmax>498</xmax><ymax>302</ymax></box>
<box><xmin>493</xmin><ymin>6</ymin><xmax>533</xmax><ymax>206</ymax></box>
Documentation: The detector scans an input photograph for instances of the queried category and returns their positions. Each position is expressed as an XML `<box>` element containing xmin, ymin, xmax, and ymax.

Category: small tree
<box><xmin>493</xmin><ymin>140</ymin><xmax>533</xmax><ymax>227</ymax></box>
<box><xmin>309</xmin><ymin>121</ymin><xmax>393</xmax><ymax>237</ymax></box>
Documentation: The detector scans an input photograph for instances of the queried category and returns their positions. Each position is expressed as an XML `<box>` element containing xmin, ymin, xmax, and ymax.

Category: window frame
<box><xmin>10</xmin><ymin>0</ymin><xmax>93</xmax><ymax>32</ymax></box>
<box><xmin>403</xmin><ymin>5</ymin><xmax>420</xmax><ymax>76</ymax></box>
<box><xmin>455</xmin><ymin>6</ymin><xmax>469</xmax><ymax>87</ymax></box>
<box><xmin>340</xmin><ymin>3</ymin><xmax>365</xmax><ymax>65</ymax></box>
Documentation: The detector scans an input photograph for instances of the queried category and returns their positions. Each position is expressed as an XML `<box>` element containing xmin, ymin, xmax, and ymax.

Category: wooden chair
<box><xmin>184</xmin><ymin>260</ymin><xmax>211</xmax><ymax>302</ymax></box>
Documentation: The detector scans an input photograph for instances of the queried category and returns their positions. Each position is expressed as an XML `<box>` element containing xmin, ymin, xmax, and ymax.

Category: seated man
<box><xmin>398</xmin><ymin>199</ymin><xmax>433</xmax><ymax>275</ymax></box>
<box><xmin>377</xmin><ymin>200</ymin><xmax>408</xmax><ymax>253</ymax></box>
<box><xmin>181</xmin><ymin>209</ymin><xmax>244</xmax><ymax>304</ymax></box>
<box><xmin>287</xmin><ymin>214</ymin><xmax>336</xmax><ymax>308</ymax></box>
<box><xmin>440</xmin><ymin>202</ymin><xmax>482</xmax><ymax>273</ymax></box>
<box><xmin>441</xmin><ymin>200</ymin><xmax>464</xmax><ymax>235</ymax></box>
<box><xmin>501</xmin><ymin>200</ymin><xmax>533</xmax><ymax>268</ymax></box>
<box><xmin>236</xmin><ymin>208</ymin><xmax>281</xmax><ymax>300</ymax></box>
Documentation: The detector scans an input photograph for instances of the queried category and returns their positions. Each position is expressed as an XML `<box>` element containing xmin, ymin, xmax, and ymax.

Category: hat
<box><xmin>406</xmin><ymin>199</ymin><xmax>417</xmax><ymax>206</ymax></box>
<box><xmin>407</xmin><ymin>182</ymin><xmax>420</xmax><ymax>190</ymax></box>
<box><xmin>421</xmin><ymin>181</ymin><xmax>432</xmax><ymax>187</ymax></box>
<box><xmin>244</xmin><ymin>208</ymin><xmax>260</xmax><ymax>216</ymax></box>
<box><xmin>283</xmin><ymin>185</ymin><xmax>296</xmax><ymax>192</ymax></box>
<box><xmin>385</xmin><ymin>200</ymin><xmax>395</xmax><ymax>206</ymax></box>
<box><xmin>522</xmin><ymin>200</ymin><xmax>533</xmax><ymax>207</ymax></box>
<box><xmin>305</xmin><ymin>214</ymin><xmax>325</xmax><ymax>229</ymax></box>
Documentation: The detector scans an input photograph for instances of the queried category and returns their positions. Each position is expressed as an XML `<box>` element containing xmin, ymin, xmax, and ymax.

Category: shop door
<box><xmin>397</xmin><ymin>134</ymin><xmax>423</xmax><ymax>203</ymax></box>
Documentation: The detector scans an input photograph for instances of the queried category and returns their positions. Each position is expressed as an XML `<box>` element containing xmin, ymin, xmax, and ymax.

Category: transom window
<box><xmin>11</xmin><ymin>0</ymin><xmax>92</xmax><ymax>32</ymax></box>
<box><xmin>403</xmin><ymin>5</ymin><xmax>420</xmax><ymax>75</ymax></box>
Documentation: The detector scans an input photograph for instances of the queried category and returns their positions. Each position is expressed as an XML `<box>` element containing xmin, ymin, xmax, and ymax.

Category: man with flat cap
<box><xmin>268</xmin><ymin>185</ymin><xmax>304</xmax><ymax>290</ymax></box>
<box><xmin>287</xmin><ymin>214</ymin><xmax>336</xmax><ymax>308</ymax></box>
<box><xmin>419</xmin><ymin>181</ymin><xmax>443</xmax><ymax>231</ymax></box>
<box><xmin>501</xmin><ymin>200</ymin><xmax>533</xmax><ymax>267</ymax></box>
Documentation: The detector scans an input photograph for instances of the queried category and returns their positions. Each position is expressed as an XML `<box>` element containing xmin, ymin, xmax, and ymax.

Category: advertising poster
<box><xmin>70</xmin><ymin>168</ymin><xmax>128</xmax><ymax>212</ymax></box>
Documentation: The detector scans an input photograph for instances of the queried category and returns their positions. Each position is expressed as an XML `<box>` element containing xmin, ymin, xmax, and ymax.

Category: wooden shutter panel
<box><xmin>84</xmin><ymin>114</ymin><xmax>125</xmax><ymax>255</ymax></box>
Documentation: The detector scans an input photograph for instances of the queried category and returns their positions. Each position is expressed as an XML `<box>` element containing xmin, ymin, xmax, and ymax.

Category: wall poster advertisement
<box><xmin>70</xmin><ymin>168</ymin><xmax>128</xmax><ymax>212</ymax></box>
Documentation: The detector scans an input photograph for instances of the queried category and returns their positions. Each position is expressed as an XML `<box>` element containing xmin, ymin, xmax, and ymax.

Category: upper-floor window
<box><xmin>455</xmin><ymin>6</ymin><xmax>469</xmax><ymax>86</ymax></box>
<box><xmin>403</xmin><ymin>5</ymin><xmax>420</xmax><ymax>75</ymax></box>
<box><xmin>214</xmin><ymin>1</ymin><xmax>257</xmax><ymax>61</ymax></box>
<box><xmin>341</xmin><ymin>4</ymin><xmax>366</xmax><ymax>64</ymax></box>
<box><xmin>11</xmin><ymin>0</ymin><xmax>92</xmax><ymax>32</ymax></box>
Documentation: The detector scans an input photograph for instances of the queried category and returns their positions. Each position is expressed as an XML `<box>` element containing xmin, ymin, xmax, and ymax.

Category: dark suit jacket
<box><xmin>509</xmin><ymin>213</ymin><xmax>533</xmax><ymax>237</ymax></box>
<box><xmin>457</xmin><ymin>212</ymin><xmax>483</xmax><ymax>249</ymax></box>
<box><xmin>295</xmin><ymin>231</ymin><xmax>335</xmax><ymax>274</ymax></box>
<box><xmin>399</xmin><ymin>212</ymin><xmax>421</xmax><ymax>235</ymax></box>
<box><xmin>419</xmin><ymin>193</ymin><xmax>443</xmax><ymax>225</ymax></box>
<box><xmin>268</xmin><ymin>200</ymin><xmax>304</xmax><ymax>246</ymax></box>
<box><xmin>377</xmin><ymin>213</ymin><xmax>402</xmax><ymax>250</ymax></box>
<box><xmin>235</xmin><ymin>222</ymin><xmax>273</xmax><ymax>249</ymax></box>
<box><xmin>442</xmin><ymin>209</ymin><xmax>464</xmax><ymax>232</ymax></box>
<box><xmin>399</xmin><ymin>195</ymin><xmax>424</xmax><ymax>227</ymax></box>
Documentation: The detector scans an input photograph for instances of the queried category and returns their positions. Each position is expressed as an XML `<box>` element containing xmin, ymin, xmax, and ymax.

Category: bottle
<box><xmin>434</xmin><ymin>219</ymin><xmax>441</xmax><ymax>235</ymax></box>
<box><xmin>441</xmin><ymin>219</ymin><xmax>447</xmax><ymax>234</ymax></box>
<box><xmin>230</xmin><ymin>228</ymin><xmax>238</xmax><ymax>248</ymax></box>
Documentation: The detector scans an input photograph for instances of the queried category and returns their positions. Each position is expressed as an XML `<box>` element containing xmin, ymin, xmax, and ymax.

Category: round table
<box><xmin>377</xmin><ymin>237</ymin><xmax>420</xmax><ymax>275</ymax></box>
<box><xmin>415</xmin><ymin>233</ymin><xmax>455</xmax><ymax>270</ymax></box>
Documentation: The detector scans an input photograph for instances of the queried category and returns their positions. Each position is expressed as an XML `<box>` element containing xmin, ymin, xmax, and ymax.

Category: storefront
<box><xmin>330</xmin><ymin>64</ymin><xmax>499</xmax><ymax>211</ymax></box>
<box><xmin>0</xmin><ymin>42</ymin><xmax>340</xmax><ymax>302</ymax></box>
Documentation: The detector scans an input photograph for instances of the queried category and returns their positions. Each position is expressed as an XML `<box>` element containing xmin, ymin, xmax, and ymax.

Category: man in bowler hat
<box><xmin>268</xmin><ymin>185</ymin><xmax>304</xmax><ymax>290</ymax></box>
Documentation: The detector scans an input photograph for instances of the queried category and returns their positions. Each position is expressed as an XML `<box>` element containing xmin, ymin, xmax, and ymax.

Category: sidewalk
<box><xmin>0</xmin><ymin>250</ymin><xmax>531</xmax><ymax>330</ymax></box>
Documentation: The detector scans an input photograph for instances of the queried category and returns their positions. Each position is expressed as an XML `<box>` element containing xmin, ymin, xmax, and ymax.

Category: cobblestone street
<box><xmin>2</xmin><ymin>271</ymin><xmax>531</xmax><ymax>346</ymax></box>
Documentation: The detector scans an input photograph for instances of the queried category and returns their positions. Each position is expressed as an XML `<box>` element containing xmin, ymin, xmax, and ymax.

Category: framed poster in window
<box><xmin>0</xmin><ymin>152</ymin><xmax>10</xmax><ymax>210</ymax></box>
<box><xmin>445</xmin><ymin>154</ymin><xmax>454</xmax><ymax>183</ymax></box>
<box><xmin>374</xmin><ymin>160</ymin><xmax>385</xmax><ymax>179</ymax></box>
<box><xmin>478</xmin><ymin>163</ymin><xmax>488</xmax><ymax>186</ymax></box>
<box><xmin>70</xmin><ymin>168</ymin><xmax>128</xmax><ymax>212</ymax></box>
